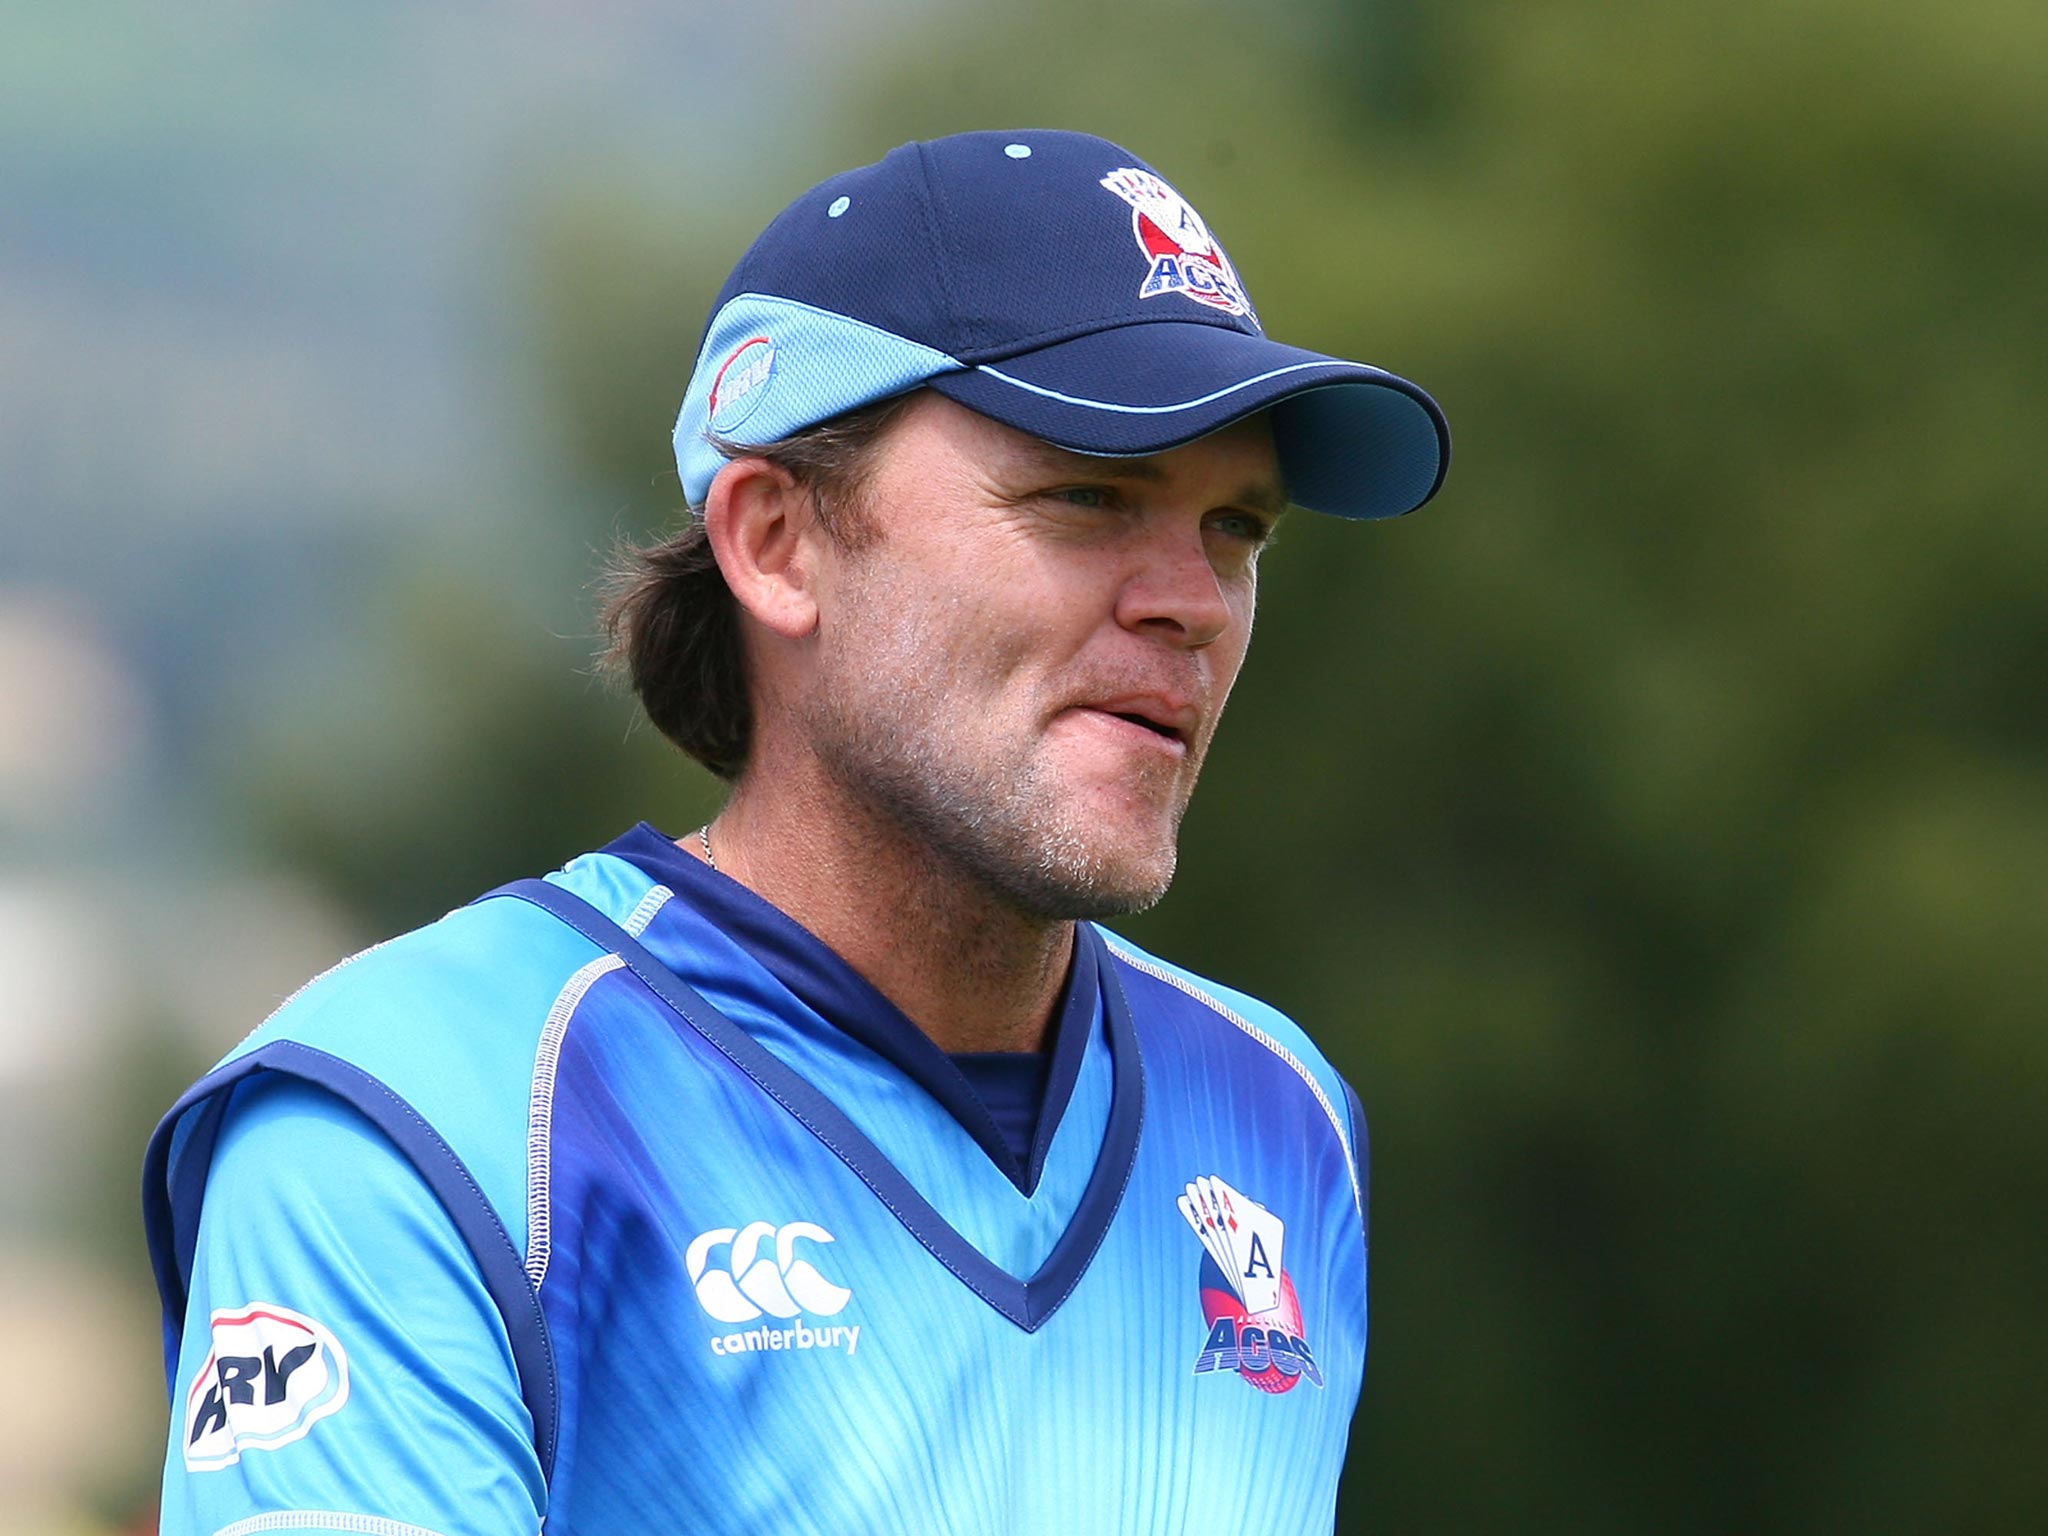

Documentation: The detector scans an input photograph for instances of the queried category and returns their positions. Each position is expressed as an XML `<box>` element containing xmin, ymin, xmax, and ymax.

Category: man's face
<box><xmin>796</xmin><ymin>393</ymin><xmax>1284</xmax><ymax>920</ymax></box>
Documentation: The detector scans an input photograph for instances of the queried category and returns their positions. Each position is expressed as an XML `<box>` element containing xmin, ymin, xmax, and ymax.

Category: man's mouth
<box><xmin>1108</xmin><ymin>711</ymin><xmax>1183</xmax><ymax>743</ymax></box>
<box><xmin>1073</xmin><ymin>696</ymin><xmax>1199</xmax><ymax>750</ymax></box>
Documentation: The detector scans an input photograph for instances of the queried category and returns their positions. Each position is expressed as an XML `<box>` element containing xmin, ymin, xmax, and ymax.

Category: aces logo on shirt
<box><xmin>1178</xmin><ymin>1177</ymin><xmax>1323</xmax><ymax>1394</ymax></box>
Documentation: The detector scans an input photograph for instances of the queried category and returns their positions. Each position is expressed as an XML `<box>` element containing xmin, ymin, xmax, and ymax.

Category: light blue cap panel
<box><xmin>672</xmin><ymin>294</ymin><xmax>962</xmax><ymax>509</ymax></box>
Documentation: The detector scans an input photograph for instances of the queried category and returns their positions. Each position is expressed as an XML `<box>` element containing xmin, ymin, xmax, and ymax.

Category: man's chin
<box><xmin>1054</xmin><ymin>881</ymin><xmax>1174</xmax><ymax>922</ymax></box>
<box><xmin>1004</xmin><ymin>827</ymin><xmax>1181</xmax><ymax>922</ymax></box>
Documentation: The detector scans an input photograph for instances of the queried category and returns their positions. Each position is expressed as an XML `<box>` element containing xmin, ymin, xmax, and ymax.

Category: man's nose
<box><xmin>1114</xmin><ymin>530</ymin><xmax>1234</xmax><ymax>649</ymax></box>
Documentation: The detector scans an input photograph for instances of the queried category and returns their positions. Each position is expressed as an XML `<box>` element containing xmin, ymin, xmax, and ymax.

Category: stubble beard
<box><xmin>800</xmin><ymin>616</ymin><xmax>1197</xmax><ymax>924</ymax></box>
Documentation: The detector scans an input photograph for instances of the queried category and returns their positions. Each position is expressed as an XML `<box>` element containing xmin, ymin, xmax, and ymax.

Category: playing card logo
<box><xmin>1179</xmin><ymin>1176</ymin><xmax>1323</xmax><ymax>1394</ymax></box>
<box><xmin>1099</xmin><ymin>168</ymin><xmax>1255</xmax><ymax>320</ymax></box>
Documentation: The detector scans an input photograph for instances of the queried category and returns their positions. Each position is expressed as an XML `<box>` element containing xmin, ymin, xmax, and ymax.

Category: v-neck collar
<box><xmin>604</xmin><ymin>822</ymin><xmax>1096</xmax><ymax>1197</ymax></box>
<box><xmin>493</xmin><ymin>869</ymin><xmax>1146</xmax><ymax>1334</ymax></box>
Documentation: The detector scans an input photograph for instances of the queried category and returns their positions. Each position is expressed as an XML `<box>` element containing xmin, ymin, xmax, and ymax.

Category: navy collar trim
<box><xmin>603</xmin><ymin>822</ymin><xmax>1095</xmax><ymax>1197</ymax></box>
<box><xmin>485</xmin><ymin>875</ymin><xmax>1146</xmax><ymax>1334</ymax></box>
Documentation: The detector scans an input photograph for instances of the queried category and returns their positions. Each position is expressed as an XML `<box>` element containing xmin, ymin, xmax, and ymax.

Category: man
<box><xmin>146</xmin><ymin>129</ymin><xmax>1448</xmax><ymax>1534</ymax></box>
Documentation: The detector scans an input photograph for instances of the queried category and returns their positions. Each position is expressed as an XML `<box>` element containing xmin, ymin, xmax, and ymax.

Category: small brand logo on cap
<box><xmin>708</xmin><ymin>336</ymin><xmax>776</xmax><ymax>431</ymax></box>
<box><xmin>1099</xmin><ymin>168</ymin><xmax>1253</xmax><ymax>320</ymax></box>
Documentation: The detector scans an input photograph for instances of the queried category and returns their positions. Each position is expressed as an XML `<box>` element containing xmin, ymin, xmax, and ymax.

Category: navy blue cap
<box><xmin>674</xmin><ymin>130</ymin><xmax>1449</xmax><ymax>520</ymax></box>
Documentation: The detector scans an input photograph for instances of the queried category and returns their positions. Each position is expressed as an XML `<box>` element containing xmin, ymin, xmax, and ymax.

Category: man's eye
<box><xmin>1052</xmin><ymin>486</ymin><xmax>1111</xmax><ymax>509</ymax></box>
<box><xmin>1210</xmin><ymin>512</ymin><xmax>1274</xmax><ymax>545</ymax></box>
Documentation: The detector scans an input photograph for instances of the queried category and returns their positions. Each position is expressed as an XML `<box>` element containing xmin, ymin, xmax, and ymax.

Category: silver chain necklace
<box><xmin>696</xmin><ymin>823</ymin><xmax>717</xmax><ymax>872</ymax></box>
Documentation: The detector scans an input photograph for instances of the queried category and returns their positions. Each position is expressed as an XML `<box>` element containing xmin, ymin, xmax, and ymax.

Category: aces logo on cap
<box><xmin>1178</xmin><ymin>1176</ymin><xmax>1322</xmax><ymax>1394</ymax></box>
<box><xmin>1099</xmin><ymin>168</ymin><xmax>1255</xmax><ymax>321</ymax></box>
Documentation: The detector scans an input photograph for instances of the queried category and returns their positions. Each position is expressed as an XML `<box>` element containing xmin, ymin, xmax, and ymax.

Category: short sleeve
<box><xmin>158</xmin><ymin>1076</ymin><xmax>546</xmax><ymax>1536</ymax></box>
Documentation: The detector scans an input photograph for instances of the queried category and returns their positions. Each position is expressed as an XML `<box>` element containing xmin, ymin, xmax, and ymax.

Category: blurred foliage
<box><xmin>241</xmin><ymin>0</ymin><xmax>2048</xmax><ymax>1529</ymax></box>
<box><xmin>243</xmin><ymin>554</ymin><xmax>709</xmax><ymax>935</ymax></box>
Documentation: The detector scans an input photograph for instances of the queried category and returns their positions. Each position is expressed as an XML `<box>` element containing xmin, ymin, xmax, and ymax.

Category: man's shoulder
<box><xmin>220</xmin><ymin>887</ymin><xmax>586</xmax><ymax>1076</ymax></box>
<box><xmin>149</xmin><ymin>850</ymin><xmax>669</xmax><ymax>1281</ymax></box>
<box><xmin>217</xmin><ymin>849</ymin><xmax>660</xmax><ymax>1080</ymax></box>
<box><xmin>1095</xmin><ymin>929</ymin><xmax>1361</xmax><ymax>1133</ymax></box>
<box><xmin>1094</xmin><ymin>928</ymin><xmax>1324</xmax><ymax>1060</ymax></box>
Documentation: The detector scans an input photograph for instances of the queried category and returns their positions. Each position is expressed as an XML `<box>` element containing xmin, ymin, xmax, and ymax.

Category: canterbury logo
<box><xmin>686</xmin><ymin>1221</ymin><xmax>852</xmax><ymax>1323</ymax></box>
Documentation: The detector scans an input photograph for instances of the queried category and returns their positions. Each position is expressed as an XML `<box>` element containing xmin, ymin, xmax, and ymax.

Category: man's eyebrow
<box><xmin>1231</xmin><ymin>481</ymin><xmax>1292</xmax><ymax>520</ymax></box>
<box><xmin>1008</xmin><ymin>439</ymin><xmax>1165</xmax><ymax>481</ymax></box>
<box><xmin>1008</xmin><ymin>442</ymin><xmax>1291</xmax><ymax>517</ymax></box>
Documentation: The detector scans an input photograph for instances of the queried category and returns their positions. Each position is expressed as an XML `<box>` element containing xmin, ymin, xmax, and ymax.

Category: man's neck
<box><xmin>693</xmin><ymin>773</ymin><xmax>1072</xmax><ymax>1056</ymax></box>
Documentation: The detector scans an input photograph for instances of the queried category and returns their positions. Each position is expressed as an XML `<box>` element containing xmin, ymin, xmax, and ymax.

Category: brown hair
<box><xmin>598</xmin><ymin>392</ymin><xmax>919</xmax><ymax>780</ymax></box>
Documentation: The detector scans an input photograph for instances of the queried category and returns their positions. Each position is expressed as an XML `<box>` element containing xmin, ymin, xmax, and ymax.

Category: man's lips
<box><xmin>1065</xmin><ymin>696</ymin><xmax>1200</xmax><ymax>750</ymax></box>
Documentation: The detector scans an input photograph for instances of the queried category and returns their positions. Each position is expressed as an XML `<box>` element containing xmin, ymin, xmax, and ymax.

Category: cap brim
<box><xmin>928</xmin><ymin>321</ymin><xmax>1449</xmax><ymax>519</ymax></box>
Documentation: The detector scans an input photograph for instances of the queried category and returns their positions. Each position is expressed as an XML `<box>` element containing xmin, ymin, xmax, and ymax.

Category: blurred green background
<box><xmin>4</xmin><ymin>0</ymin><xmax>2044</xmax><ymax>1530</ymax></box>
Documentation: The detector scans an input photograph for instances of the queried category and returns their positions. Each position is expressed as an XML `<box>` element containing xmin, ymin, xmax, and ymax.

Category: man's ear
<box><xmin>702</xmin><ymin>457</ymin><xmax>822</xmax><ymax>640</ymax></box>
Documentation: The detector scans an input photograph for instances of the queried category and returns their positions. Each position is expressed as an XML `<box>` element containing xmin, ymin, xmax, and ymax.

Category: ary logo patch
<box><xmin>184</xmin><ymin>1303</ymin><xmax>350</xmax><ymax>1471</ymax></box>
<box><xmin>1099</xmin><ymin>168</ymin><xmax>1254</xmax><ymax>320</ymax></box>
<box><xmin>1179</xmin><ymin>1176</ymin><xmax>1322</xmax><ymax>1394</ymax></box>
